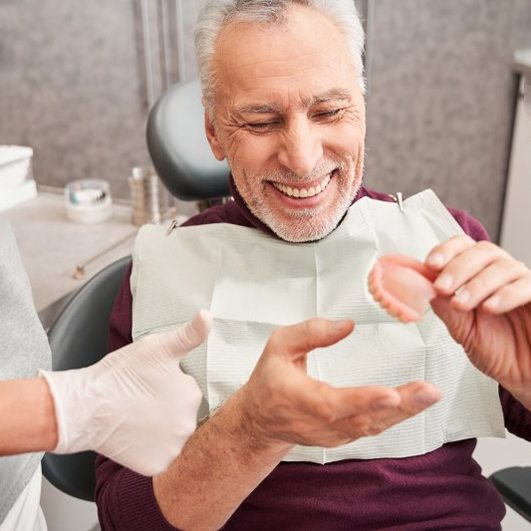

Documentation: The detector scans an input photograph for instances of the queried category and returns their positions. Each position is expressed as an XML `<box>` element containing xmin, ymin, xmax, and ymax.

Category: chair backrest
<box><xmin>146</xmin><ymin>78</ymin><xmax>230</xmax><ymax>201</ymax></box>
<box><xmin>41</xmin><ymin>256</ymin><xmax>130</xmax><ymax>502</ymax></box>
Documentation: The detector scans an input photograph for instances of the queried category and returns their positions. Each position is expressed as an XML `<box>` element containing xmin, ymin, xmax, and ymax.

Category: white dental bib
<box><xmin>131</xmin><ymin>189</ymin><xmax>504</xmax><ymax>463</ymax></box>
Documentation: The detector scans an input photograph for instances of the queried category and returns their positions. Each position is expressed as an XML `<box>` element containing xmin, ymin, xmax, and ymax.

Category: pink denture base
<box><xmin>368</xmin><ymin>254</ymin><xmax>438</xmax><ymax>323</ymax></box>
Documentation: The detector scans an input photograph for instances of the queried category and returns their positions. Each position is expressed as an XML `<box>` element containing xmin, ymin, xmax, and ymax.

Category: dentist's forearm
<box><xmin>0</xmin><ymin>378</ymin><xmax>58</xmax><ymax>454</ymax></box>
<box><xmin>153</xmin><ymin>389</ymin><xmax>293</xmax><ymax>530</ymax></box>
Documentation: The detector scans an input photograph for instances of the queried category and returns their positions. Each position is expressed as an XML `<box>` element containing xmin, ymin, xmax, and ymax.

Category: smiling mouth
<box><xmin>271</xmin><ymin>172</ymin><xmax>332</xmax><ymax>199</ymax></box>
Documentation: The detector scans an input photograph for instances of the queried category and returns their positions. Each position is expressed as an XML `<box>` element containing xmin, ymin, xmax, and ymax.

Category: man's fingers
<box><xmin>337</xmin><ymin>381</ymin><xmax>441</xmax><ymax>440</ymax></box>
<box><xmin>425</xmin><ymin>234</ymin><xmax>476</xmax><ymax>271</ymax></box>
<box><xmin>265</xmin><ymin>318</ymin><xmax>355</xmax><ymax>362</ymax></box>
<box><xmin>447</xmin><ymin>258</ymin><xmax>528</xmax><ymax>311</ymax></box>
<box><xmin>294</xmin><ymin>381</ymin><xmax>441</xmax><ymax>446</ymax></box>
<box><xmin>324</xmin><ymin>385</ymin><xmax>401</xmax><ymax>419</ymax></box>
<box><xmin>329</xmin><ymin>381</ymin><xmax>440</xmax><ymax>420</ymax></box>
<box><xmin>375</xmin><ymin>381</ymin><xmax>441</xmax><ymax>413</ymax></box>
<box><xmin>432</xmin><ymin>241</ymin><xmax>511</xmax><ymax>297</ymax></box>
<box><xmin>482</xmin><ymin>276</ymin><xmax>531</xmax><ymax>314</ymax></box>
<box><xmin>424</xmin><ymin>237</ymin><xmax>531</xmax><ymax>313</ymax></box>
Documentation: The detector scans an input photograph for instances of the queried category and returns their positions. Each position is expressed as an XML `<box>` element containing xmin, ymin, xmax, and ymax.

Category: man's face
<box><xmin>206</xmin><ymin>4</ymin><xmax>366</xmax><ymax>242</ymax></box>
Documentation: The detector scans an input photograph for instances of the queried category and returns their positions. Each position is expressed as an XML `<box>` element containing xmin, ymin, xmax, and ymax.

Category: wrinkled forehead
<box><xmin>213</xmin><ymin>6</ymin><xmax>360</xmax><ymax>110</ymax></box>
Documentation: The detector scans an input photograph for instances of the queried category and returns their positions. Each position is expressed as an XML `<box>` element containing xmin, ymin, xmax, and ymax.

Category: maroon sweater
<box><xmin>95</xmin><ymin>185</ymin><xmax>531</xmax><ymax>530</ymax></box>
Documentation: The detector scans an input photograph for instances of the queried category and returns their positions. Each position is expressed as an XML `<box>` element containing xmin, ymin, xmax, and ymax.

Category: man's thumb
<box><xmin>266</xmin><ymin>318</ymin><xmax>355</xmax><ymax>362</ymax></box>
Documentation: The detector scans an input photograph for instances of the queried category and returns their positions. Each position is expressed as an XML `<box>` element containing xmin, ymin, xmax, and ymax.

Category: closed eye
<box><xmin>244</xmin><ymin>121</ymin><xmax>281</xmax><ymax>132</ymax></box>
<box><xmin>313</xmin><ymin>108</ymin><xmax>344</xmax><ymax>120</ymax></box>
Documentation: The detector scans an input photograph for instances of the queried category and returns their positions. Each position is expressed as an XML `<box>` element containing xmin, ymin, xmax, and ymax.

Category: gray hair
<box><xmin>195</xmin><ymin>0</ymin><xmax>365</xmax><ymax>116</ymax></box>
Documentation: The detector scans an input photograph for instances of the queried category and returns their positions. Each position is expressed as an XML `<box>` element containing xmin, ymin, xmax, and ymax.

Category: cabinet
<box><xmin>500</xmin><ymin>50</ymin><xmax>531</xmax><ymax>265</ymax></box>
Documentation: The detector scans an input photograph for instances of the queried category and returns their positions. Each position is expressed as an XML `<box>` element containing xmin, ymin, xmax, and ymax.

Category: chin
<box><xmin>270</xmin><ymin>222</ymin><xmax>339</xmax><ymax>243</ymax></box>
<box><xmin>263</xmin><ymin>209</ymin><xmax>348</xmax><ymax>243</ymax></box>
<box><xmin>246</xmin><ymin>173</ymin><xmax>362</xmax><ymax>243</ymax></box>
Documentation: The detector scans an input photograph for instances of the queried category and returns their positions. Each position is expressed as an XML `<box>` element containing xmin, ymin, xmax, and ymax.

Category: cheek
<box><xmin>228</xmin><ymin>138</ymin><xmax>267</xmax><ymax>195</ymax></box>
<box><xmin>328</xmin><ymin>125</ymin><xmax>364</xmax><ymax>166</ymax></box>
<box><xmin>229</xmin><ymin>135</ymin><xmax>276</xmax><ymax>173</ymax></box>
<box><xmin>337</xmin><ymin>122</ymin><xmax>364</xmax><ymax>149</ymax></box>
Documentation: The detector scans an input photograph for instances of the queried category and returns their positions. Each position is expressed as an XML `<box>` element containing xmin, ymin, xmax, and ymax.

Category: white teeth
<box><xmin>273</xmin><ymin>173</ymin><xmax>332</xmax><ymax>199</ymax></box>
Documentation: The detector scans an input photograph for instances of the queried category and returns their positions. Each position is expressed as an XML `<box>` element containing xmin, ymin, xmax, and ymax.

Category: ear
<box><xmin>204</xmin><ymin>110</ymin><xmax>226</xmax><ymax>161</ymax></box>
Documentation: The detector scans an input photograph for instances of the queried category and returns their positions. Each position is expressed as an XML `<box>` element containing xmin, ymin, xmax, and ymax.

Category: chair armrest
<box><xmin>489</xmin><ymin>466</ymin><xmax>531</xmax><ymax>523</ymax></box>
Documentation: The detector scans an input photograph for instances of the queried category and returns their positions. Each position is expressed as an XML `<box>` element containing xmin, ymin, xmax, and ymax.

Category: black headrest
<box><xmin>146</xmin><ymin>79</ymin><xmax>230</xmax><ymax>201</ymax></box>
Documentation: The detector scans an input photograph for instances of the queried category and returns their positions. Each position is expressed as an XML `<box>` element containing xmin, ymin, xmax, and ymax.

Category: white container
<box><xmin>0</xmin><ymin>146</ymin><xmax>34</xmax><ymax>189</ymax></box>
<box><xmin>64</xmin><ymin>179</ymin><xmax>113</xmax><ymax>224</ymax></box>
<box><xmin>0</xmin><ymin>146</ymin><xmax>37</xmax><ymax>211</ymax></box>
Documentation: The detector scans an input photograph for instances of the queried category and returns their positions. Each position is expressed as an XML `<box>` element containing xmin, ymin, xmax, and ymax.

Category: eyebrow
<box><xmin>233</xmin><ymin>88</ymin><xmax>353</xmax><ymax>116</ymax></box>
<box><xmin>306</xmin><ymin>89</ymin><xmax>353</xmax><ymax>106</ymax></box>
<box><xmin>233</xmin><ymin>103</ymin><xmax>283</xmax><ymax>116</ymax></box>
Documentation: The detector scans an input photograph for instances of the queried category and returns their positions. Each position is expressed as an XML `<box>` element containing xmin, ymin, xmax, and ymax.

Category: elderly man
<box><xmin>96</xmin><ymin>1</ymin><xmax>531</xmax><ymax>529</ymax></box>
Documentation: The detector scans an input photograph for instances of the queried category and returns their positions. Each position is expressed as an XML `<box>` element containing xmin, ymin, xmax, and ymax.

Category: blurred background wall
<box><xmin>1</xmin><ymin>0</ymin><xmax>530</xmax><ymax>238</ymax></box>
<box><xmin>364</xmin><ymin>0</ymin><xmax>531</xmax><ymax>240</ymax></box>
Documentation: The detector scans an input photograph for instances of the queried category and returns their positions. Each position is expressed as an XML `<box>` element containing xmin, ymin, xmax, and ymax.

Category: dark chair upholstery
<box><xmin>146</xmin><ymin>78</ymin><xmax>230</xmax><ymax>202</ymax></box>
<box><xmin>489</xmin><ymin>467</ymin><xmax>531</xmax><ymax>523</ymax></box>
<box><xmin>42</xmin><ymin>256</ymin><xmax>130</xmax><ymax>502</ymax></box>
<box><xmin>41</xmin><ymin>79</ymin><xmax>227</xmax><ymax>503</ymax></box>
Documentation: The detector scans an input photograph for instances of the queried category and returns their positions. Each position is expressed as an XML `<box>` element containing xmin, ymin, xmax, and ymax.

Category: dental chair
<box><xmin>489</xmin><ymin>467</ymin><xmax>531</xmax><ymax>523</ymax></box>
<box><xmin>41</xmin><ymin>79</ymin><xmax>229</xmax><ymax>502</ymax></box>
<box><xmin>146</xmin><ymin>78</ymin><xmax>230</xmax><ymax>202</ymax></box>
<box><xmin>42</xmin><ymin>79</ymin><xmax>531</xmax><ymax>524</ymax></box>
<box><xmin>42</xmin><ymin>256</ymin><xmax>131</xmax><ymax>501</ymax></box>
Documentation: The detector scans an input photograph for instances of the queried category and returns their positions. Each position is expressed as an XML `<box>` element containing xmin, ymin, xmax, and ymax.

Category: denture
<box><xmin>368</xmin><ymin>254</ymin><xmax>438</xmax><ymax>323</ymax></box>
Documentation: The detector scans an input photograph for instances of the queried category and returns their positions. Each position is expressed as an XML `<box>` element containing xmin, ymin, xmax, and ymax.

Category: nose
<box><xmin>277</xmin><ymin>117</ymin><xmax>323</xmax><ymax>177</ymax></box>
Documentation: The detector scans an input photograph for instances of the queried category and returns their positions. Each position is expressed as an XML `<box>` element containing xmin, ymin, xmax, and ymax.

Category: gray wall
<box><xmin>1</xmin><ymin>0</ymin><xmax>530</xmax><ymax>238</ymax></box>
<box><xmin>365</xmin><ymin>0</ymin><xmax>531</xmax><ymax>239</ymax></box>
<box><xmin>0</xmin><ymin>0</ymin><xmax>149</xmax><ymax>199</ymax></box>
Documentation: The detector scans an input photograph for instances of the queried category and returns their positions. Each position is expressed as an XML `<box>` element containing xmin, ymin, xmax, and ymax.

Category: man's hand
<box><xmin>238</xmin><ymin>318</ymin><xmax>441</xmax><ymax>449</ymax></box>
<box><xmin>426</xmin><ymin>235</ymin><xmax>531</xmax><ymax>408</ymax></box>
<box><xmin>41</xmin><ymin>311</ymin><xmax>211</xmax><ymax>476</ymax></box>
<box><xmin>153</xmin><ymin>318</ymin><xmax>441</xmax><ymax>530</ymax></box>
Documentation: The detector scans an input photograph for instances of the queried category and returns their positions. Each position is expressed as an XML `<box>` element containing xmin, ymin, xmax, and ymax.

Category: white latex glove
<box><xmin>40</xmin><ymin>310</ymin><xmax>211</xmax><ymax>476</ymax></box>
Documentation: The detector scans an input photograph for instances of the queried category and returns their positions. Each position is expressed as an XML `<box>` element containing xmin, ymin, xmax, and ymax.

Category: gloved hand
<box><xmin>40</xmin><ymin>310</ymin><xmax>211</xmax><ymax>476</ymax></box>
